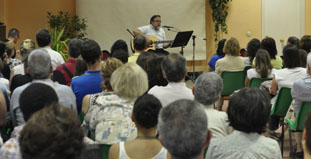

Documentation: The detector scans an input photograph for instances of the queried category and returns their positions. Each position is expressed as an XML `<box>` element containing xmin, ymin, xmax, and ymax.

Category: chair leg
<box><xmin>281</xmin><ymin>124</ymin><xmax>284</xmax><ymax>157</ymax></box>
<box><xmin>288</xmin><ymin>128</ymin><xmax>294</xmax><ymax>159</ymax></box>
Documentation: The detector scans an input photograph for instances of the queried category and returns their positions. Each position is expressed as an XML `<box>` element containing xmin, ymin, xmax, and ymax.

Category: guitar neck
<box><xmin>153</xmin><ymin>40</ymin><xmax>173</xmax><ymax>44</ymax></box>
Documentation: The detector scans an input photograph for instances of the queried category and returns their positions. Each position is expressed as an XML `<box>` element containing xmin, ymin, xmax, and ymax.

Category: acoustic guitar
<box><xmin>131</xmin><ymin>35</ymin><xmax>173</xmax><ymax>52</ymax></box>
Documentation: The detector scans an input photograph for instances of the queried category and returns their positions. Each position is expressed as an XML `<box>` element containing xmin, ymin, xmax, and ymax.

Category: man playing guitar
<box><xmin>133</xmin><ymin>15</ymin><xmax>172</xmax><ymax>55</ymax></box>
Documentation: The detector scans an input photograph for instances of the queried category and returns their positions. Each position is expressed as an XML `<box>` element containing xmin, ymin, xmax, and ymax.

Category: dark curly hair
<box><xmin>247</xmin><ymin>38</ymin><xmax>261</xmax><ymax>64</ymax></box>
<box><xmin>19</xmin><ymin>104</ymin><xmax>84</xmax><ymax>159</ymax></box>
<box><xmin>133</xmin><ymin>94</ymin><xmax>162</xmax><ymax>128</ymax></box>
<box><xmin>261</xmin><ymin>37</ymin><xmax>277</xmax><ymax>59</ymax></box>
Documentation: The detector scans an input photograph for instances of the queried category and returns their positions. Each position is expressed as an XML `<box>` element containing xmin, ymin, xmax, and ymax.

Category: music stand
<box><xmin>171</xmin><ymin>31</ymin><xmax>193</xmax><ymax>55</ymax></box>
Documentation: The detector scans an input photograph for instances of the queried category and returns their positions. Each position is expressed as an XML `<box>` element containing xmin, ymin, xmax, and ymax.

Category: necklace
<box><xmin>136</xmin><ymin>136</ymin><xmax>158</xmax><ymax>139</ymax></box>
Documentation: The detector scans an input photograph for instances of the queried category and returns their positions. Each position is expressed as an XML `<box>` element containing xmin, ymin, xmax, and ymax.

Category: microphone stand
<box><xmin>190</xmin><ymin>35</ymin><xmax>206</xmax><ymax>82</ymax></box>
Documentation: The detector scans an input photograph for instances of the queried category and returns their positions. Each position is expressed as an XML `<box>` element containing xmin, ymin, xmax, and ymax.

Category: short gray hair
<box><xmin>111</xmin><ymin>62</ymin><xmax>148</xmax><ymax>99</ymax></box>
<box><xmin>28</xmin><ymin>49</ymin><xmax>51</xmax><ymax>79</ymax></box>
<box><xmin>158</xmin><ymin>99</ymin><xmax>208</xmax><ymax>159</ymax></box>
<box><xmin>161</xmin><ymin>53</ymin><xmax>187</xmax><ymax>82</ymax></box>
<box><xmin>194</xmin><ymin>72</ymin><xmax>223</xmax><ymax>106</ymax></box>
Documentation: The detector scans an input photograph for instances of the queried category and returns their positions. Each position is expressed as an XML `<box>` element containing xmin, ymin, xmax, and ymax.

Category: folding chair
<box><xmin>248</xmin><ymin>78</ymin><xmax>272</xmax><ymax>88</ymax></box>
<box><xmin>285</xmin><ymin>102</ymin><xmax>311</xmax><ymax>158</ymax></box>
<box><xmin>221</xmin><ymin>71</ymin><xmax>245</xmax><ymax>96</ymax></box>
<box><xmin>100</xmin><ymin>144</ymin><xmax>112</xmax><ymax>159</ymax></box>
<box><xmin>270</xmin><ymin>87</ymin><xmax>293</xmax><ymax>156</ymax></box>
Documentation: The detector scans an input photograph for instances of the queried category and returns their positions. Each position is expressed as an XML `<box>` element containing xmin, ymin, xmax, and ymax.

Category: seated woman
<box><xmin>260</xmin><ymin>37</ymin><xmax>283</xmax><ymax>70</ymax></box>
<box><xmin>244</xmin><ymin>38</ymin><xmax>261</xmax><ymax>66</ymax></box>
<box><xmin>245</xmin><ymin>49</ymin><xmax>276</xmax><ymax>86</ymax></box>
<box><xmin>82</xmin><ymin>57</ymin><xmax>123</xmax><ymax>127</ymax></box>
<box><xmin>208</xmin><ymin>39</ymin><xmax>226</xmax><ymax>71</ymax></box>
<box><xmin>88</xmin><ymin>62</ymin><xmax>148</xmax><ymax>144</ymax></box>
<box><xmin>109</xmin><ymin>94</ymin><xmax>169</xmax><ymax>159</ymax></box>
<box><xmin>206</xmin><ymin>88</ymin><xmax>282</xmax><ymax>159</ymax></box>
<box><xmin>215</xmin><ymin>37</ymin><xmax>244</xmax><ymax>75</ymax></box>
<box><xmin>269</xmin><ymin>45</ymin><xmax>307</xmax><ymax>138</ymax></box>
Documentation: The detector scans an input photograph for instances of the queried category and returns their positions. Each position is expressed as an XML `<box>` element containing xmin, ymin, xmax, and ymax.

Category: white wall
<box><xmin>262</xmin><ymin>0</ymin><xmax>305</xmax><ymax>54</ymax></box>
<box><xmin>76</xmin><ymin>0</ymin><xmax>206</xmax><ymax>60</ymax></box>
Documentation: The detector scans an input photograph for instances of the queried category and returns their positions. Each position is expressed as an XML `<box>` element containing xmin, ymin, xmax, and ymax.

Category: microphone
<box><xmin>162</xmin><ymin>25</ymin><xmax>174</xmax><ymax>28</ymax></box>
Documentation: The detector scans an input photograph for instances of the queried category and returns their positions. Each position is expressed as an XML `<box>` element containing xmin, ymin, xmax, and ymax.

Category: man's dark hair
<box><xmin>283</xmin><ymin>45</ymin><xmax>301</xmax><ymax>68</ymax></box>
<box><xmin>133</xmin><ymin>35</ymin><xmax>147</xmax><ymax>51</ymax></box>
<box><xmin>80</xmin><ymin>39</ymin><xmax>101</xmax><ymax>65</ymax></box>
<box><xmin>133</xmin><ymin>94</ymin><xmax>162</xmax><ymax>129</ymax></box>
<box><xmin>304</xmin><ymin>112</ymin><xmax>311</xmax><ymax>155</ymax></box>
<box><xmin>150</xmin><ymin>15</ymin><xmax>161</xmax><ymax>24</ymax></box>
<box><xmin>261</xmin><ymin>37</ymin><xmax>277</xmax><ymax>59</ymax></box>
<box><xmin>227</xmin><ymin>88</ymin><xmax>271</xmax><ymax>134</ymax></box>
<box><xmin>110</xmin><ymin>39</ymin><xmax>128</xmax><ymax>54</ymax></box>
<box><xmin>74</xmin><ymin>58</ymin><xmax>87</xmax><ymax>76</ymax></box>
<box><xmin>0</xmin><ymin>42</ymin><xmax>6</xmax><ymax>60</ymax></box>
<box><xmin>161</xmin><ymin>53</ymin><xmax>186</xmax><ymax>82</ymax></box>
<box><xmin>36</xmin><ymin>29</ymin><xmax>51</xmax><ymax>47</ymax></box>
<box><xmin>300</xmin><ymin>35</ymin><xmax>311</xmax><ymax>53</ymax></box>
<box><xmin>111</xmin><ymin>49</ymin><xmax>128</xmax><ymax>63</ymax></box>
<box><xmin>299</xmin><ymin>49</ymin><xmax>308</xmax><ymax>68</ymax></box>
<box><xmin>19</xmin><ymin>83</ymin><xmax>58</xmax><ymax>121</ymax></box>
<box><xmin>287</xmin><ymin>36</ymin><xmax>300</xmax><ymax>47</ymax></box>
<box><xmin>68</xmin><ymin>38</ymin><xmax>83</xmax><ymax>58</ymax></box>
<box><xmin>247</xmin><ymin>38</ymin><xmax>261</xmax><ymax>64</ymax></box>
<box><xmin>136</xmin><ymin>51</ymin><xmax>156</xmax><ymax>70</ymax></box>
<box><xmin>8</xmin><ymin>28</ymin><xmax>20</xmax><ymax>38</ymax></box>
<box><xmin>216</xmin><ymin>39</ymin><xmax>226</xmax><ymax>56</ymax></box>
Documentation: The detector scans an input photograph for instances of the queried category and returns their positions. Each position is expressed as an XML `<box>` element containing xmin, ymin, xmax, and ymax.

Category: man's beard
<box><xmin>155</xmin><ymin>25</ymin><xmax>160</xmax><ymax>30</ymax></box>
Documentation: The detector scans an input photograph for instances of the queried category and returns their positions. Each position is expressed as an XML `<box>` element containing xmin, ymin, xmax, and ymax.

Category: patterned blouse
<box><xmin>88</xmin><ymin>92</ymin><xmax>137</xmax><ymax>144</ymax></box>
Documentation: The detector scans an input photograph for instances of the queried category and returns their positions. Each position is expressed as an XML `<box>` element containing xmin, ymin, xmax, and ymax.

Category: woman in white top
<box><xmin>109</xmin><ymin>94</ymin><xmax>169</xmax><ymax>159</ymax></box>
<box><xmin>245</xmin><ymin>49</ymin><xmax>276</xmax><ymax>87</ymax></box>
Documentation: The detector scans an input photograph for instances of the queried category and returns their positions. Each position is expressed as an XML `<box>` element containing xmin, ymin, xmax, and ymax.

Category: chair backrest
<box><xmin>295</xmin><ymin>102</ymin><xmax>311</xmax><ymax>130</ymax></box>
<box><xmin>221</xmin><ymin>71</ymin><xmax>245</xmax><ymax>96</ymax></box>
<box><xmin>249</xmin><ymin>78</ymin><xmax>272</xmax><ymax>88</ymax></box>
<box><xmin>100</xmin><ymin>144</ymin><xmax>112</xmax><ymax>159</ymax></box>
<box><xmin>270</xmin><ymin>87</ymin><xmax>292</xmax><ymax>117</ymax></box>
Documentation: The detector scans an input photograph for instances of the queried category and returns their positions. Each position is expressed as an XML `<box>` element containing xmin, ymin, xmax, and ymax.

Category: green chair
<box><xmin>100</xmin><ymin>144</ymin><xmax>112</xmax><ymax>159</ymax></box>
<box><xmin>221</xmin><ymin>71</ymin><xmax>245</xmax><ymax>96</ymax></box>
<box><xmin>248</xmin><ymin>78</ymin><xmax>272</xmax><ymax>88</ymax></box>
<box><xmin>285</xmin><ymin>102</ymin><xmax>311</xmax><ymax>158</ymax></box>
<box><xmin>270</xmin><ymin>87</ymin><xmax>293</xmax><ymax>156</ymax></box>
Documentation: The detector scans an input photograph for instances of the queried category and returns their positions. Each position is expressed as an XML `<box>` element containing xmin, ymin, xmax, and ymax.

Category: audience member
<box><xmin>208</xmin><ymin>39</ymin><xmax>226</xmax><ymax>71</ymax></box>
<box><xmin>36</xmin><ymin>29</ymin><xmax>64</xmax><ymax>70</ymax></box>
<box><xmin>5</xmin><ymin>41</ymin><xmax>22</xmax><ymax>69</ymax></box>
<box><xmin>111</xmin><ymin>49</ymin><xmax>128</xmax><ymax>63</ymax></box>
<box><xmin>206</xmin><ymin>88</ymin><xmax>282</xmax><ymax>159</ymax></box>
<box><xmin>71</xmin><ymin>39</ymin><xmax>103</xmax><ymax>112</ymax></box>
<box><xmin>158</xmin><ymin>99</ymin><xmax>211</xmax><ymax>159</ymax></box>
<box><xmin>10</xmin><ymin>56</ymin><xmax>32</xmax><ymax>94</ymax></box>
<box><xmin>110</xmin><ymin>39</ymin><xmax>129</xmax><ymax>55</ymax></box>
<box><xmin>146</xmin><ymin>54</ymin><xmax>168</xmax><ymax>89</ymax></box>
<box><xmin>245</xmin><ymin>49</ymin><xmax>276</xmax><ymax>86</ymax></box>
<box><xmin>261</xmin><ymin>37</ymin><xmax>283</xmax><ymax>69</ymax></box>
<box><xmin>82</xmin><ymin>57</ymin><xmax>123</xmax><ymax>124</ymax></box>
<box><xmin>194</xmin><ymin>72</ymin><xmax>232</xmax><ymax>138</ymax></box>
<box><xmin>148</xmin><ymin>53</ymin><xmax>193</xmax><ymax>106</ymax></box>
<box><xmin>0</xmin><ymin>42</ymin><xmax>10</xmax><ymax>79</ymax></box>
<box><xmin>299</xmin><ymin>49</ymin><xmax>308</xmax><ymax>68</ymax></box>
<box><xmin>6</xmin><ymin>28</ymin><xmax>20</xmax><ymax>44</ymax></box>
<box><xmin>109</xmin><ymin>94</ymin><xmax>168</xmax><ymax>159</ymax></box>
<box><xmin>287</xmin><ymin>36</ymin><xmax>300</xmax><ymax>47</ymax></box>
<box><xmin>74</xmin><ymin>57</ymin><xmax>87</xmax><ymax>77</ymax></box>
<box><xmin>0</xmin><ymin>89</ymin><xmax>7</xmax><ymax>129</ymax></box>
<box><xmin>56</xmin><ymin>38</ymin><xmax>83</xmax><ymax>86</ymax></box>
<box><xmin>136</xmin><ymin>51</ymin><xmax>156</xmax><ymax>70</ymax></box>
<box><xmin>215</xmin><ymin>37</ymin><xmax>244</xmax><ymax>75</ymax></box>
<box><xmin>0</xmin><ymin>83</ymin><xmax>59</xmax><ymax>159</ymax></box>
<box><xmin>245</xmin><ymin>38</ymin><xmax>261</xmax><ymax>66</ymax></box>
<box><xmin>300</xmin><ymin>35</ymin><xmax>311</xmax><ymax>53</ymax></box>
<box><xmin>89</xmin><ymin>62</ymin><xmax>148</xmax><ymax>144</ymax></box>
<box><xmin>11</xmin><ymin>39</ymin><xmax>35</xmax><ymax>76</ymax></box>
<box><xmin>128</xmin><ymin>35</ymin><xmax>147</xmax><ymax>63</ymax></box>
<box><xmin>0</xmin><ymin>59</ymin><xmax>9</xmax><ymax>94</ymax></box>
<box><xmin>10</xmin><ymin>49</ymin><xmax>77</xmax><ymax>126</ymax></box>
<box><xmin>19</xmin><ymin>104</ymin><xmax>84</xmax><ymax>159</ymax></box>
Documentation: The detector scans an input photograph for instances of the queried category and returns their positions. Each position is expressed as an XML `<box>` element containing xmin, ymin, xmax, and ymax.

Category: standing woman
<box><xmin>245</xmin><ymin>49</ymin><xmax>276</xmax><ymax>86</ymax></box>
